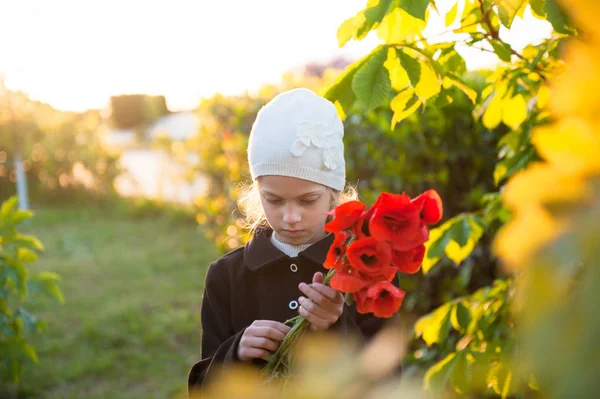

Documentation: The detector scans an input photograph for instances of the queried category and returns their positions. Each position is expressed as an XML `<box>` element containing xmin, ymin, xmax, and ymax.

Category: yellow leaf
<box><xmin>384</xmin><ymin>48</ymin><xmax>410</xmax><ymax>91</ymax></box>
<box><xmin>502</xmin><ymin>94</ymin><xmax>528</xmax><ymax>128</ymax></box>
<box><xmin>536</xmin><ymin>85</ymin><xmax>550</xmax><ymax>109</ymax></box>
<box><xmin>503</xmin><ymin>163</ymin><xmax>590</xmax><ymax>209</ymax></box>
<box><xmin>495</xmin><ymin>205</ymin><xmax>562</xmax><ymax>269</ymax></box>
<box><xmin>522</xmin><ymin>45</ymin><xmax>539</xmax><ymax>61</ymax></box>
<box><xmin>337</xmin><ymin>12</ymin><xmax>366</xmax><ymax>47</ymax></box>
<box><xmin>446</xmin><ymin>240</ymin><xmax>474</xmax><ymax>266</ymax></box>
<box><xmin>445</xmin><ymin>2</ymin><xmax>458</xmax><ymax>26</ymax></box>
<box><xmin>454</xmin><ymin>4</ymin><xmax>480</xmax><ymax>34</ymax></box>
<box><xmin>445</xmin><ymin>219</ymin><xmax>483</xmax><ymax>266</ymax></box>
<box><xmin>565</xmin><ymin>0</ymin><xmax>600</xmax><ymax>41</ymax></box>
<box><xmin>533</xmin><ymin>118</ymin><xmax>600</xmax><ymax>174</ymax></box>
<box><xmin>444</xmin><ymin>76</ymin><xmax>478</xmax><ymax>103</ymax></box>
<box><xmin>391</xmin><ymin>89</ymin><xmax>421</xmax><ymax>128</ymax></box>
<box><xmin>415</xmin><ymin>63</ymin><xmax>441</xmax><ymax>100</ymax></box>
<box><xmin>377</xmin><ymin>7</ymin><xmax>426</xmax><ymax>43</ymax></box>
<box><xmin>422</xmin><ymin>223</ymin><xmax>449</xmax><ymax>274</ymax></box>
<box><xmin>483</xmin><ymin>94</ymin><xmax>503</xmax><ymax>129</ymax></box>
<box><xmin>333</xmin><ymin>101</ymin><xmax>347</xmax><ymax>121</ymax></box>
<box><xmin>550</xmin><ymin>42</ymin><xmax>600</xmax><ymax>118</ymax></box>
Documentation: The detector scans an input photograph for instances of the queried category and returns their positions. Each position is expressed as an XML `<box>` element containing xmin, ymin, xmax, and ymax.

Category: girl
<box><xmin>188</xmin><ymin>88</ymin><xmax>398</xmax><ymax>393</ymax></box>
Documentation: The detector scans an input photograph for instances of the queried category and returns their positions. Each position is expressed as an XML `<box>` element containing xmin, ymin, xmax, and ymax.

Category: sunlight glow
<box><xmin>0</xmin><ymin>0</ymin><xmax>551</xmax><ymax>112</ymax></box>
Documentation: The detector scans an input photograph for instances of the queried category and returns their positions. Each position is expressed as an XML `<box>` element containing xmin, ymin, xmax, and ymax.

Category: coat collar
<box><xmin>244</xmin><ymin>228</ymin><xmax>334</xmax><ymax>271</ymax></box>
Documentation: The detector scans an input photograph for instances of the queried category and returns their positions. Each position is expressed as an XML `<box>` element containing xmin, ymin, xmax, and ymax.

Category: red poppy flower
<box><xmin>353</xmin><ymin>281</ymin><xmax>405</xmax><ymax>318</ymax></box>
<box><xmin>329</xmin><ymin>262</ymin><xmax>370</xmax><ymax>293</ymax></box>
<box><xmin>369</xmin><ymin>192</ymin><xmax>429</xmax><ymax>251</ymax></box>
<box><xmin>324</xmin><ymin>201</ymin><xmax>366</xmax><ymax>233</ymax></box>
<box><xmin>324</xmin><ymin>231</ymin><xmax>350</xmax><ymax>270</ymax></box>
<box><xmin>346</xmin><ymin>237</ymin><xmax>392</xmax><ymax>277</ymax></box>
<box><xmin>362</xmin><ymin>264</ymin><xmax>397</xmax><ymax>284</ymax></box>
<box><xmin>352</xmin><ymin>206</ymin><xmax>375</xmax><ymax>239</ymax></box>
<box><xmin>411</xmin><ymin>189</ymin><xmax>443</xmax><ymax>224</ymax></box>
<box><xmin>392</xmin><ymin>245</ymin><xmax>425</xmax><ymax>274</ymax></box>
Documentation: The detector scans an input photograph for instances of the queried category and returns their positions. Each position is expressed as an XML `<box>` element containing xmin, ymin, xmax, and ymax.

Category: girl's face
<box><xmin>258</xmin><ymin>175</ymin><xmax>335</xmax><ymax>245</ymax></box>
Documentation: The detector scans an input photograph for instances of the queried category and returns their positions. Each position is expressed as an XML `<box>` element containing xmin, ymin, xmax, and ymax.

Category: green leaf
<box><xmin>449</xmin><ymin>216</ymin><xmax>471</xmax><ymax>247</ymax></box>
<box><xmin>10</xmin><ymin>209</ymin><xmax>33</xmax><ymax>227</ymax></box>
<box><xmin>424</xmin><ymin>352</ymin><xmax>458</xmax><ymax>393</ymax></box>
<box><xmin>352</xmin><ymin>46</ymin><xmax>392</xmax><ymax>111</ymax></box>
<box><xmin>457</xmin><ymin>262</ymin><xmax>473</xmax><ymax>288</ymax></box>
<box><xmin>451</xmin><ymin>301</ymin><xmax>472</xmax><ymax>332</ymax></box>
<box><xmin>16</xmin><ymin>308</ymin><xmax>45</xmax><ymax>334</ymax></box>
<box><xmin>396</xmin><ymin>49</ymin><xmax>421</xmax><ymax>87</ymax></box>
<box><xmin>545</xmin><ymin>0</ymin><xmax>574</xmax><ymax>34</ymax></box>
<box><xmin>529</xmin><ymin>0</ymin><xmax>545</xmax><ymax>17</ymax></box>
<box><xmin>3</xmin><ymin>256</ymin><xmax>28</xmax><ymax>288</ymax></box>
<box><xmin>19</xmin><ymin>342</ymin><xmax>38</xmax><ymax>364</ymax></box>
<box><xmin>400</xmin><ymin>0</ymin><xmax>430</xmax><ymax>21</ymax></box>
<box><xmin>445</xmin><ymin>215</ymin><xmax>485</xmax><ymax>266</ymax></box>
<box><xmin>8</xmin><ymin>234</ymin><xmax>44</xmax><ymax>251</ymax></box>
<box><xmin>422</xmin><ymin>221</ymin><xmax>453</xmax><ymax>274</ymax></box>
<box><xmin>490</xmin><ymin>40</ymin><xmax>512</xmax><ymax>62</ymax></box>
<box><xmin>487</xmin><ymin>362</ymin><xmax>515</xmax><ymax>398</ymax></box>
<box><xmin>415</xmin><ymin>302</ymin><xmax>453</xmax><ymax>345</ymax></box>
<box><xmin>427</xmin><ymin>226</ymin><xmax>453</xmax><ymax>259</ymax></box>
<box><xmin>498</xmin><ymin>0</ymin><xmax>527</xmax><ymax>28</ymax></box>
<box><xmin>445</xmin><ymin>2</ymin><xmax>458</xmax><ymax>26</ymax></box>
<box><xmin>324</xmin><ymin>51</ymin><xmax>371</xmax><ymax>113</ymax></box>
<box><xmin>438</xmin><ymin>47</ymin><xmax>466</xmax><ymax>76</ymax></box>
<box><xmin>0</xmin><ymin>196</ymin><xmax>18</xmax><ymax>220</ymax></box>
<box><xmin>451</xmin><ymin>351</ymin><xmax>473</xmax><ymax>394</ymax></box>
<box><xmin>494</xmin><ymin>146</ymin><xmax>536</xmax><ymax>185</ymax></box>
<box><xmin>29</xmin><ymin>272</ymin><xmax>65</xmax><ymax>304</ymax></box>
<box><xmin>358</xmin><ymin>0</ymin><xmax>396</xmax><ymax>38</ymax></box>
<box><xmin>18</xmin><ymin>248</ymin><xmax>38</xmax><ymax>263</ymax></box>
<box><xmin>435</xmin><ymin>93</ymin><xmax>454</xmax><ymax>108</ymax></box>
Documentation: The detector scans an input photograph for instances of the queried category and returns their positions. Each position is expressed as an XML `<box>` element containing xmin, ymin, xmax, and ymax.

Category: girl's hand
<box><xmin>237</xmin><ymin>320</ymin><xmax>291</xmax><ymax>361</ymax></box>
<box><xmin>298</xmin><ymin>272</ymin><xmax>344</xmax><ymax>331</ymax></box>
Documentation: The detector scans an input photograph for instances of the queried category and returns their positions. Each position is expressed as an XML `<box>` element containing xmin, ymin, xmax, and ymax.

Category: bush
<box><xmin>0</xmin><ymin>92</ymin><xmax>120</xmax><ymax>204</ymax></box>
<box><xmin>0</xmin><ymin>197</ymin><xmax>64</xmax><ymax>390</ymax></box>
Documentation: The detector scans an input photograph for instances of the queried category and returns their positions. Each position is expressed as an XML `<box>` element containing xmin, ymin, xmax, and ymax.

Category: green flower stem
<box><xmin>261</xmin><ymin>268</ymin><xmax>337</xmax><ymax>380</ymax></box>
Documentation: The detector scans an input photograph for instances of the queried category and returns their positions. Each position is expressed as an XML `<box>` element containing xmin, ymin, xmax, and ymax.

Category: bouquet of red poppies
<box><xmin>262</xmin><ymin>190</ymin><xmax>443</xmax><ymax>379</ymax></box>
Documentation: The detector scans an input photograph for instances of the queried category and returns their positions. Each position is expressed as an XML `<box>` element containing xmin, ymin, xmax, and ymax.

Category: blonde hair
<box><xmin>237</xmin><ymin>179</ymin><xmax>358</xmax><ymax>233</ymax></box>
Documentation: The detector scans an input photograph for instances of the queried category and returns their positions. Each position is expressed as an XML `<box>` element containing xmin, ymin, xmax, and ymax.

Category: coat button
<box><xmin>288</xmin><ymin>300</ymin><xmax>299</xmax><ymax>310</ymax></box>
<box><xmin>290</xmin><ymin>263</ymin><xmax>298</xmax><ymax>272</ymax></box>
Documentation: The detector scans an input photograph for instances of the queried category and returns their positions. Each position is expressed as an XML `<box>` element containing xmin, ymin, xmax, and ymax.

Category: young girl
<box><xmin>188</xmin><ymin>88</ymin><xmax>397</xmax><ymax>392</ymax></box>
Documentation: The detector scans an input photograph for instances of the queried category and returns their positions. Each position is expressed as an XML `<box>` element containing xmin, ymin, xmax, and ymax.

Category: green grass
<box><xmin>16</xmin><ymin>203</ymin><xmax>218</xmax><ymax>398</ymax></box>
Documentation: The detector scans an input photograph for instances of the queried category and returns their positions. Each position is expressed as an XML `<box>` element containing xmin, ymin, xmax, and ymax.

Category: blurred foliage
<box><xmin>323</xmin><ymin>0</ymin><xmax>576</xmax><ymax>396</ymax></box>
<box><xmin>0</xmin><ymin>84</ymin><xmax>120</xmax><ymax>204</ymax></box>
<box><xmin>191</xmin><ymin>325</ymin><xmax>423</xmax><ymax>399</ymax></box>
<box><xmin>109</xmin><ymin>94</ymin><xmax>169</xmax><ymax>130</ymax></box>
<box><xmin>495</xmin><ymin>1</ymin><xmax>600</xmax><ymax>396</ymax></box>
<box><xmin>0</xmin><ymin>197</ymin><xmax>63</xmax><ymax>390</ymax></box>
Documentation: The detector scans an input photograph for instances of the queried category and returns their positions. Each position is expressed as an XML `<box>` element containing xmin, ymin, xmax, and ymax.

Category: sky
<box><xmin>0</xmin><ymin>0</ymin><xmax>553</xmax><ymax>113</ymax></box>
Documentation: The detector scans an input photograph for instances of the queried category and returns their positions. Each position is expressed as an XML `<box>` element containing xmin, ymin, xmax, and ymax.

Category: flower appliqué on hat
<box><xmin>290</xmin><ymin>121</ymin><xmax>343</xmax><ymax>170</ymax></box>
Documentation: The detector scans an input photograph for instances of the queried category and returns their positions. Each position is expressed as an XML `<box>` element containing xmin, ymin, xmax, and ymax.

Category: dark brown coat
<box><xmin>188</xmin><ymin>228</ymin><xmax>397</xmax><ymax>393</ymax></box>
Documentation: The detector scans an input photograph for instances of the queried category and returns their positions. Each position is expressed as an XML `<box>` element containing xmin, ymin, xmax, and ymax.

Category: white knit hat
<box><xmin>248</xmin><ymin>88</ymin><xmax>346</xmax><ymax>191</ymax></box>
